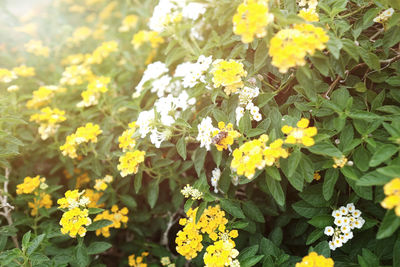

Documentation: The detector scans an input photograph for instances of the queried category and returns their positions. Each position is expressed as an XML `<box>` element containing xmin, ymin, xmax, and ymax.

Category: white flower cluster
<box><xmin>235</xmin><ymin>86</ymin><xmax>262</xmax><ymax>124</ymax></box>
<box><xmin>196</xmin><ymin>116</ymin><xmax>217</xmax><ymax>151</ymax></box>
<box><xmin>373</xmin><ymin>8</ymin><xmax>394</xmax><ymax>23</ymax></box>
<box><xmin>149</xmin><ymin>0</ymin><xmax>207</xmax><ymax>33</ymax></box>
<box><xmin>137</xmin><ymin>91</ymin><xmax>195</xmax><ymax>148</ymax></box>
<box><xmin>211</xmin><ymin>168</ymin><xmax>221</xmax><ymax>193</ymax></box>
<box><xmin>324</xmin><ymin>203</ymin><xmax>365</xmax><ymax>250</ymax></box>
<box><xmin>181</xmin><ymin>184</ymin><xmax>203</xmax><ymax>200</ymax></box>
<box><xmin>133</xmin><ymin>61</ymin><xmax>169</xmax><ymax>98</ymax></box>
<box><xmin>174</xmin><ymin>55</ymin><xmax>212</xmax><ymax>88</ymax></box>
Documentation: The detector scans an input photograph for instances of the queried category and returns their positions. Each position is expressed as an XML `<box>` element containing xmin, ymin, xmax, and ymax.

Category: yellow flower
<box><xmin>118</xmin><ymin>122</ymin><xmax>138</xmax><ymax>152</ymax></box>
<box><xmin>77</xmin><ymin>76</ymin><xmax>111</xmax><ymax>107</ymax></box>
<box><xmin>269</xmin><ymin>24</ymin><xmax>329</xmax><ymax>73</ymax></box>
<box><xmin>0</xmin><ymin>68</ymin><xmax>17</xmax><ymax>83</ymax></box>
<box><xmin>212</xmin><ymin>122</ymin><xmax>241</xmax><ymax>151</ymax></box>
<box><xmin>57</xmin><ymin>189</ymin><xmax>90</xmax><ymax>210</ymax></box>
<box><xmin>298</xmin><ymin>8</ymin><xmax>319</xmax><ymax>22</ymax></box>
<box><xmin>60</xmin><ymin>64</ymin><xmax>94</xmax><ymax>86</ymax></box>
<box><xmin>203</xmin><ymin>238</ymin><xmax>239</xmax><ymax>267</ymax></box>
<box><xmin>332</xmin><ymin>155</ymin><xmax>347</xmax><ymax>168</ymax></box>
<box><xmin>232</xmin><ymin>0</ymin><xmax>273</xmax><ymax>43</ymax></box>
<box><xmin>28</xmin><ymin>193</ymin><xmax>52</xmax><ymax>216</ymax></box>
<box><xmin>26</xmin><ymin>85</ymin><xmax>66</xmax><ymax>109</ymax></box>
<box><xmin>212</xmin><ymin>60</ymin><xmax>247</xmax><ymax>95</ymax></box>
<box><xmin>117</xmin><ymin>150</ymin><xmax>146</xmax><ymax>177</ymax></box>
<box><xmin>30</xmin><ymin>107</ymin><xmax>67</xmax><ymax>140</ymax></box>
<box><xmin>16</xmin><ymin>176</ymin><xmax>42</xmax><ymax>195</ymax></box>
<box><xmin>131</xmin><ymin>30</ymin><xmax>164</xmax><ymax>49</ymax></box>
<box><xmin>84</xmin><ymin>189</ymin><xmax>105</xmax><ymax>208</ymax></box>
<box><xmin>60</xmin><ymin>207</ymin><xmax>92</xmax><ymax>238</ymax></box>
<box><xmin>24</xmin><ymin>40</ymin><xmax>50</xmax><ymax>57</ymax></box>
<box><xmin>85</xmin><ymin>41</ymin><xmax>118</xmax><ymax>65</ymax></box>
<box><xmin>282</xmin><ymin>118</ymin><xmax>317</xmax><ymax>147</ymax></box>
<box><xmin>313</xmin><ymin>172</ymin><xmax>321</xmax><ymax>181</ymax></box>
<box><xmin>128</xmin><ymin>252</ymin><xmax>148</xmax><ymax>267</ymax></box>
<box><xmin>67</xmin><ymin>26</ymin><xmax>92</xmax><ymax>44</ymax></box>
<box><xmin>119</xmin><ymin>15</ymin><xmax>138</xmax><ymax>32</ymax></box>
<box><xmin>12</xmin><ymin>65</ymin><xmax>35</xmax><ymax>77</ymax></box>
<box><xmin>94</xmin><ymin>205</ymin><xmax>128</xmax><ymax>237</ymax></box>
<box><xmin>381</xmin><ymin>178</ymin><xmax>400</xmax><ymax>216</ymax></box>
<box><xmin>296</xmin><ymin>251</ymin><xmax>334</xmax><ymax>267</ymax></box>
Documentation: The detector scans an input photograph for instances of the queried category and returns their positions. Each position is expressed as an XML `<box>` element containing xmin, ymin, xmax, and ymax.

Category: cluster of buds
<box><xmin>181</xmin><ymin>184</ymin><xmax>203</xmax><ymax>200</ymax></box>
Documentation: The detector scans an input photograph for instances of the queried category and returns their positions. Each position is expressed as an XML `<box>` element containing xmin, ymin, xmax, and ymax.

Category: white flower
<box><xmin>182</xmin><ymin>3</ymin><xmax>207</xmax><ymax>20</ymax></box>
<box><xmin>339</xmin><ymin>206</ymin><xmax>348</xmax><ymax>215</ymax></box>
<box><xmin>250</xmin><ymin>106</ymin><xmax>259</xmax><ymax>116</ymax></box>
<box><xmin>354</xmin><ymin>218</ymin><xmax>365</xmax><ymax>229</ymax></box>
<box><xmin>342</xmin><ymin>217</ymin><xmax>350</xmax><ymax>225</ymax></box>
<box><xmin>235</xmin><ymin>107</ymin><xmax>245</xmax><ymax>125</ymax></box>
<box><xmin>211</xmin><ymin>168</ymin><xmax>221</xmax><ymax>193</ymax></box>
<box><xmin>253</xmin><ymin>112</ymin><xmax>262</xmax><ymax>122</ymax></box>
<box><xmin>341</xmin><ymin>225</ymin><xmax>351</xmax><ymax>234</ymax></box>
<box><xmin>79</xmin><ymin>196</ymin><xmax>91</xmax><ymax>207</ymax></box>
<box><xmin>196</xmin><ymin>116</ymin><xmax>216</xmax><ymax>151</ymax></box>
<box><xmin>343</xmin><ymin>231</ymin><xmax>353</xmax><ymax>240</ymax></box>
<box><xmin>134</xmin><ymin>62</ymin><xmax>169</xmax><ymax>97</ymax></box>
<box><xmin>149</xmin><ymin>129</ymin><xmax>168</xmax><ymax>148</ymax></box>
<box><xmin>339</xmin><ymin>234</ymin><xmax>349</xmax><ymax>244</ymax></box>
<box><xmin>333</xmin><ymin>237</ymin><xmax>343</xmax><ymax>248</ymax></box>
<box><xmin>346</xmin><ymin>203</ymin><xmax>355</xmax><ymax>213</ymax></box>
<box><xmin>137</xmin><ymin>110</ymin><xmax>156</xmax><ymax>138</ymax></box>
<box><xmin>174</xmin><ymin>55</ymin><xmax>212</xmax><ymax>88</ymax></box>
<box><xmin>7</xmin><ymin>85</ymin><xmax>19</xmax><ymax>92</ymax></box>
<box><xmin>151</xmin><ymin>75</ymin><xmax>172</xmax><ymax>97</ymax></box>
<box><xmin>332</xmin><ymin>210</ymin><xmax>342</xmax><ymax>219</ymax></box>
<box><xmin>324</xmin><ymin>226</ymin><xmax>334</xmax><ymax>236</ymax></box>
<box><xmin>329</xmin><ymin>241</ymin><xmax>336</xmax><ymax>251</ymax></box>
<box><xmin>352</xmin><ymin>209</ymin><xmax>361</xmax><ymax>217</ymax></box>
<box><xmin>334</xmin><ymin>217</ymin><xmax>344</xmax><ymax>226</ymax></box>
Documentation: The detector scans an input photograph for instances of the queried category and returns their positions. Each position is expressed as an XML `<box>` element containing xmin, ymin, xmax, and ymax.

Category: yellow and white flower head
<box><xmin>373</xmin><ymin>8</ymin><xmax>394</xmax><ymax>24</ymax></box>
<box><xmin>325</xmin><ymin>203</ymin><xmax>365</xmax><ymax>250</ymax></box>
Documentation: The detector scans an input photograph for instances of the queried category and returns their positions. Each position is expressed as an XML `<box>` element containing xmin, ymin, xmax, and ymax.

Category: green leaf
<box><xmin>134</xmin><ymin>170</ymin><xmax>142</xmax><ymax>194</ymax></box>
<box><xmin>348</xmin><ymin>110</ymin><xmax>383</xmax><ymax>121</ymax></box>
<box><xmin>307</xmin><ymin>142</ymin><xmax>343</xmax><ymax>157</ymax></box>
<box><xmin>265</xmin><ymin>167</ymin><xmax>281</xmax><ymax>181</ymax></box>
<box><xmin>306</xmin><ymin>228</ymin><xmax>324</xmax><ymax>245</ymax></box>
<box><xmin>238</xmin><ymin>245</ymin><xmax>259</xmax><ymax>262</ymax></box>
<box><xmin>22</xmin><ymin>231</ymin><xmax>31</xmax><ymax>252</ymax></box>
<box><xmin>119</xmin><ymin>195</ymin><xmax>137</xmax><ymax>209</ymax></box>
<box><xmin>369</xmin><ymin>144</ymin><xmax>398</xmax><ymax>167</ymax></box>
<box><xmin>257</xmin><ymin>93</ymin><xmax>275</xmax><ymax>108</ymax></box>
<box><xmin>394</xmin><ymin>235</ymin><xmax>400</xmax><ymax>267</ymax></box>
<box><xmin>242</xmin><ymin>201</ymin><xmax>265</xmax><ymax>223</ymax></box>
<box><xmin>376</xmin><ymin>165</ymin><xmax>400</xmax><ymax>177</ymax></box>
<box><xmin>193</xmin><ymin>147</ymin><xmax>207</xmax><ymax>176</ymax></box>
<box><xmin>377</xmin><ymin>210</ymin><xmax>400</xmax><ymax>239</ymax></box>
<box><xmin>212</xmin><ymin>109</ymin><xmax>228</xmax><ymax>123</ymax></box>
<box><xmin>287</xmin><ymin>150</ymin><xmax>302</xmax><ymax>177</ymax></box>
<box><xmin>176</xmin><ymin>136</ymin><xmax>187</xmax><ymax>160</ymax></box>
<box><xmin>239</xmin><ymin>112</ymin><xmax>251</xmax><ymax>135</ymax></box>
<box><xmin>27</xmin><ymin>234</ymin><xmax>45</xmax><ymax>256</ymax></box>
<box><xmin>312</xmin><ymin>241</ymin><xmax>331</xmax><ymax>258</ymax></box>
<box><xmin>88</xmin><ymin>208</ymin><xmax>105</xmax><ymax>215</ymax></box>
<box><xmin>266</xmin><ymin>175</ymin><xmax>285</xmax><ymax>206</ymax></box>
<box><xmin>195</xmin><ymin>202</ymin><xmax>207</xmax><ymax>224</ymax></box>
<box><xmin>241</xmin><ymin>255</ymin><xmax>264</xmax><ymax>267</ymax></box>
<box><xmin>87</xmin><ymin>242</ymin><xmax>112</xmax><ymax>255</ymax></box>
<box><xmin>75</xmin><ymin>242</ymin><xmax>89</xmax><ymax>267</ymax></box>
<box><xmin>87</xmin><ymin>220</ymin><xmax>113</xmax><ymax>231</ymax></box>
<box><xmin>360</xmin><ymin>47</ymin><xmax>380</xmax><ymax>71</ymax></box>
<box><xmin>323</xmin><ymin>168</ymin><xmax>339</xmax><ymax>201</ymax></box>
<box><xmin>147</xmin><ymin>180</ymin><xmax>159</xmax><ymax>209</ymax></box>
<box><xmin>219</xmin><ymin>199</ymin><xmax>245</xmax><ymax>219</ymax></box>
<box><xmin>357</xmin><ymin>170</ymin><xmax>392</xmax><ymax>186</ymax></box>
<box><xmin>308</xmin><ymin>215</ymin><xmax>333</xmax><ymax>228</ymax></box>
<box><xmin>254</xmin><ymin>40</ymin><xmax>269</xmax><ymax>70</ymax></box>
<box><xmin>327</xmin><ymin>34</ymin><xmax>342</xmax><ymax>59</ymax></box>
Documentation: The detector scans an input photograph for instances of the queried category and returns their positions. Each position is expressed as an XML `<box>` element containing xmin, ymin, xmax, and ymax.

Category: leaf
<box><xmin>134</xmin><ymin>170</ymin><xmax>142</xmax><ymax>194</ymax></box>
<box><xmin>348</xmin><ymin>110</ymin><xmax>383</xmax><ymax>121</ymax></box>
<box><xmin>87</xmin><ymin>242</ymin><xmax>112</xmax><ymax>255</ymax></box>
<box><xmin>266</xmin><ymin>175</ymin><xmax>285</xmax><ymax>206</ymax></box>
<box><xmin>292</xmin><ymin>200</ymin><xmax>328</xmax><ymax>218</ymax></box>
<box><xmin>254</xmin><ymin>40</ymin><xmax>269</xmax><ymax>70</ymax></box>
<box><xmin>308</xmin><ymin>215</ymin><xmax>333</xmax><ymax>228</ymax></box>
<box><xmin>75</xmin><ymin>243</ymin><xmax>89</xmax><ymax>267</ymax></box>
<box><xmin>287</xmin><ymin>150</ymin><xmax>302</xmax><ymax>177</ymax></box>
<box><xmin>195</xmin><ymin>201</ymin><xmax>207</xmax><ymax>223</ymax></box>
<box><xmin>360</xmin><ymin>47</ymin><xmax>380</xmax><ymax>71</ymax></box>
<box><xmin>357</xmin><ymin>170</ymin><xmax>392</xmax><ymax>186</ymax></box>
<box><xmin>312</xmin><ymin>241</ymin><xmax>331</xmax><ymax>258</ymax></box>
<box><xmin>212</xmin><ymin>109</ymin><xmax>228</xmax><ymax>124</ymax></box>
<box><xmin>323</xmin><ymin>168</ymin><xmax>339</xmax><ymax>201</ymax></box>
<box><xmin>376</xmin><ymin>165</ymin><xmax>400</xmax><ymax>177</ymax></box>
<box><xmin>88</xmin><ymin>208</ymin><xmax>105</xmax><ymax>215</ymax></box>
<box><xmin>27</xmin><ymin>234</ymin><xmax>45</xmax><ymax>256</ymax></box>
<box><xmin>219</xmin><ymin>199</ymin><xmax>245</xmax><ymax>219</ymax></box>
<box><xmin>22</xmin><ymin>231</ymin><xmax>31</xmax><ymax>252</ymax></box>
<box><xmin>257</xmin><ymin>92</ymin><xmax>275</xmax><ymax>108</ymax></box>
<box><xmin>193</xmin><ymin>147</ymin><xmax>207</xmax><ymax>176</ymax></box>
<box><xmin>176</xmin><ymin>136</ymin><xmax>187</xmax><ymax>160</ymax></box>
<box><xmin>341</xmin><ymin>38</ymin><xmax>359</xmax><ymax>60</ymax></box>
<box><xmin>377</xmin><ymin>210</ymin><xmax>400</xmax><ymax>239</ymax></box>
<box><xmin>369</xmin><ymin>144</ymin><xmax>398</xmax><ymax>167</ymax></box>
<box><xmin>306</xmin><ymin>228</ymin><xmax>324</xmax><ymax>245</ymax></box>
<box><xmin>239</xmin><ymin>112</ymin><xmax>252</xmax><ymax>135</ymax></box>
<box><xmin>307</xmin><ymin>142</ymin><xmax>342</xmax><ymax>157</ymax></box>
<box><xmin>119</xmin><ymin>195</ymin><xmax>137</xmax><ymax>209</ymax></box>
<box><xmin>327</xmin><ymin>34</ymin><xmax>343</xmax><ymax>59</ymax></box>
<box><xmin>265</xmin><ymin>167</ymin><xmax>281</xmax><ymax>181</ymax></box>
<box><xmin>87</xmin><ymin>220</ymin><xmax>113</xmax><ymax>231</ymax></box>
<box><xmin>242</xmin><ymin>201</ymin><xmax>265</xmax><ymax>223</ymax></box>
<box><xmin>147</xmin><ymin>180</ymin><xmax>159</xmax><ymax>209</ymax></box>
<box><xmin>238</xmin><ymin>245</ymin><xmax>259</xmax><ymax>262</ymax></box>
<box><xmin>241</xmin><ymin>255</ymin><xmax>264</xmax><ymax>267</ymax></box>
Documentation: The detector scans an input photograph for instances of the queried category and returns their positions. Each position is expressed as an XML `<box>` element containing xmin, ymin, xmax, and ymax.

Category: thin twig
<box><xmin>323</xmin><ymin>75</ymin><xmax>341</xmax><ymax>99</ymax></box>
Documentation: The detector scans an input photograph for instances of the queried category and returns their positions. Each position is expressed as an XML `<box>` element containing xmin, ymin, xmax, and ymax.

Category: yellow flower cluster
<box><xmin>296</xmin><ymin>251</ymin><xmax>334</xmax><ymax>267</ymax></box>
<box><xmin>131</xmin><ymin>30</ymin><xmax>164</xmax><ymax>49</ymax></box>
<box><xmin>281</xmin><ymin>118</ymin><xmax>317</xmax><ymax>147</ymax></box>
<box><xmin>0</xmin><ymin>68</ymin><xmax>17</xmax><ymax>83</ymax></box>
<box><xmin>67</xmin><ymin>26</ymin><xmax>92</xmax><ymax>45</ymax></box>
<box><xmin>84</xmin><ymin>189</ymin><xmax>105</xmax><ymax>208</ymax></box>
<box><xmin>64</xmin><ymin>168</ymin><xmax>91</xmax><ymax>188</ymax></box>
<box><xmin>160</xmin><ymin>257</ymin><xmax>175</xmax><ymax>267</ymax></box>
<box><xmin>269</xmin><ymin>23</ymin><xmax>329</xmax><ymax>73</ymax></box>
<box><xmin>128</xmin><ymin>252</ymin><xmax>149</xmax><ymax>267</ymax></box>
<box><xmin>58</xmin><ymin>190</ymin><xmax>92</xmax><ymax>238</ymax></box>
<box><xmin>94</xmin><ymin>175</ymin><xmax>113</xmax><ymax>191</ymax></box>
<box><xmin>176</xmin><ymin>205</ymin><xmax>239</xmax><ymax>267</ymax></box>
<box><xmin>231</xmin><ymin>134</ymin><xmax>288</xmax><ymax>179</ymax></box>
<box><xmin>181</xmin><ymin>184</ymin><xmax>203</xmax><ymax>200</ymax></box>
<box><xmin>212</xmin><ymin>59</ymin><xmax>247</xmax><ymax>95</ymax></box>
<box><xmin>119</xmin><ymin>14</ymin><xmax>139</xmax><ymax>32</ymax></box>
<box><xmin>232</xmin><ymin>0</ymin><xmax>273</xmax><ymax>43</ymax></box>
<box><xmin>117</xmin><ymin>122</ymin><xmax>146</xmax><ymax>177</ymax></box>
<box><xmin>118</xmin><ymin>122</ymin><xmax>137</xmax><ymax>152</ymax></box>
<box><xmin>77</xmin><ymin>76</ymin><xmax>111</xmax><ymax>107</ymax></box>
<box><xmin>212</xmin><ymin>122</ymin><xmax>241</xmax><ymax>151</ymax></box>
<box><xmin>16</xmin><ymin>175</ymin><xmax>44</xmax><ymax>195</ymax></box>
<box><xmin>117</xmin><ymin>150</ymin><xmax>146</xmax><ymax>177</ymax></box>
<box><xmin>332</xmin><ymin>155</ymin><xmax>347</xmax><ymax>168</ymax></box>
<box><xmin>30</xmin><ymin>107</ymin><xmax>67</xmax><ymax>140</ymax></box>
<box><xmin>26</xmin><ymin>85</ymin><xmax>66</xmax><ymax>109</ymax></box>
<box><xmin>60</xmin><ymin>123</ymin><xmax>102</xmax><ymax>159</ymax></box>
<box><xmin>94</xmin><ymin>205</ymin><xmax>129</xmax><ymax>237</ymax></box>
<box><xmin>12</xmin><ymin>65</ymin><xmax>35</xmax><ymax>77</ymax></box>
<box><xmin>86</xmin><ymin>41</ymin><xmax>119</xmax><ymax>65</ymax></box>
<box><xmin>313</xmin><ymin>172</ymin><xmax>321</xmax><ymax>181</ymax></box>
<box><xmin>24</xmin><ymin>39</ymin><xmax>50</xmax><ymax>57</ymax></box>
<box><xmin>60</xmin><ymin>64</ymin><xmax>94</xmax><ymax>86</ymax></box>
<box><xmin>298</xmin><ymin>0</ymin><xmax>319</xmax><ymax>22</ymax></box>
<box><xmin>28</xmin><ymin>192</ymin><xmax>53</xmax><ymax>216</ymax></box>
<box><xmin>381</xmin><ymin>178</ymin><xmax>400</xmax><ymax>216</ymax></box>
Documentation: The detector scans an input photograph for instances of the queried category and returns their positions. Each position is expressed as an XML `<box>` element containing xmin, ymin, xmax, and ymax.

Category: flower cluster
<box><xmin>212</xmin><ymin>59</ymin><xmax>247</xmax><ymax>95</ymax></box>
<box><xmin>84</xmin><ymin>189</ymin><xmax>105</xmax><ymax>208</ymax></box>
<box><xmin>231</xmin><ymin>134</ymin><xmax>288</xmax><ymax>179</ymax></box>
<box><xmin>131</xmin><ymin>30</ymin><xmax>164</xmax><ymax>49</ymax></box>
<box><xmin>298</xmin><ymin>0</ymin><xmax>319</xmax><ymax>22</ymax></box>
<box><xmin>232</xmin><ymin>0</ymin><xmax>273</xmax><ymax>43</ymax></box>
<box><xmin>296</xmin><ymin>251</ymin><xmax>334</xmax><ymax>267</ymax></box>
<box><xmin>119</xmin><ymin>14</ymin><xmax>138</xmax><ymax>32</ymax></box>
<box><xmin>324</xmin><ymin>203</ymin><xmax>365</xmax><ymax>250</ymax></box>
<box><xmin>332</xmin><ymin>155</ymin><xmax>348</xmax><ymax>168</ymax></box>
<box><xmin>60</xmin><ymin>64</ymin><xmax>94</xmax><ymax>86</ymax></box>
<box><xmin>236</xmin><ymin>86</ymin><xmax>262</xmax><ymax>123</ymax></box>
<box><xmin>30</xmin><ymin>107</ymin><xmax>67</xmax><ymax>140</ymax></box>
<box><xmin>160</xmin><ymin>256</ymin><xmax>175</xmax><ymax>267</ymax></box>
<box><xmin>24</xmin><ymin>39</ymin><xmax>50</xmax><ymax>57</ymax></box>
<box><xmin>64</xmin><ymin>168</ymin><xmax>91</xmax><ymax>188</ymax></box>
<box><xmin>212</xmin><ymin>122</ymin><xmax>241</xmax><ymax>151</ymax></box>
<box><xmin>26</xmin><ymin>85</ymin><xmax>66</xmax><ymax>109</ymax></box>
<box><xmin>181</xmin><ymin>184</ymin><xmax>203</xmax><ymax>200</ymax></box>
<box><xmin>211</xmin><ymin>168</ymin><xmax>221</xmax><ymax>193</ymax></box>
<box><xmin>118</xmin><ymin>122</ymin><xmax>138</xmax><ymax>152</ymax></box>
<box><xmin>67</xmin><ymin>26</ymin><xmax>92</xmax><ymax>45</ymax></box>
<box><xmin>381</xmin><ymin>178</ymin><xmax>400</xmax><ymax>216</ymax></box>
<box><xmin>176</xmin><ymin>205</ymin><xmax>239</xmax><ymax>266</ymax></box>
<box><xmin>174</xmin><ymin>55</ymin><xmax>213</xmax><ymax>89</ymax></box>
<box><xmin>77</xmin><ymin>76</ymin><xmax>111</xmax><ymax>107</ymax></box>
<box><xmin>60</xmin><ymin>123</ymin><xmax>102</xmax><ymax>158</ymax></box>
<box><xmin>16</xmin><ymin>176</ymin><xmax>52</xmax><ymax>216</ymax></box>
<box><xmin>28</xmin><ymin>192</ymin><xmax>53</xmax><ymax>216</ymax></box>
<box><xmin>12</xmin><ymin>65</ymin><xmax>35</xmax><ymax>77</ymax></box>
<box><xmin>94</xmin><ymin>205</ymin><xmax>129</xmax><ymax>237</ymax></box>
<box><xmin>94</xmin><ymin>175</ymin><xmax>113</xmax><ymax>191</ymax></box>
<box><xmin>0</xmin><ymin>68</ymin><xmax>17</xmax><ymax>83</ymax></box>
<box><xmin>373</xmin><ymin>8</ymin><xmax>394</xmax><ymax>24</ymax></box>
<box><xmin>128</xmin><ymin>252</ymin><xmax>149</xmax><ymax>267</ymax></box>
<box><xmin>269</xmin><ymin>23</ymin><xmax>329</xmax><ymax>73</ymax></box>
<box><xmin>58</xmin><ymin>190</ymin><xmax>92</xmax><ymax>238</ymax></box>
<box><xmin>16</xmin><ymin>175</ymin><xmax>46</xmax><ymax>195</ymax></box>
<box><xmin>281</xmin><ymin>118</ymin><xmax>317</xmax><ymax>147</ymax></box>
